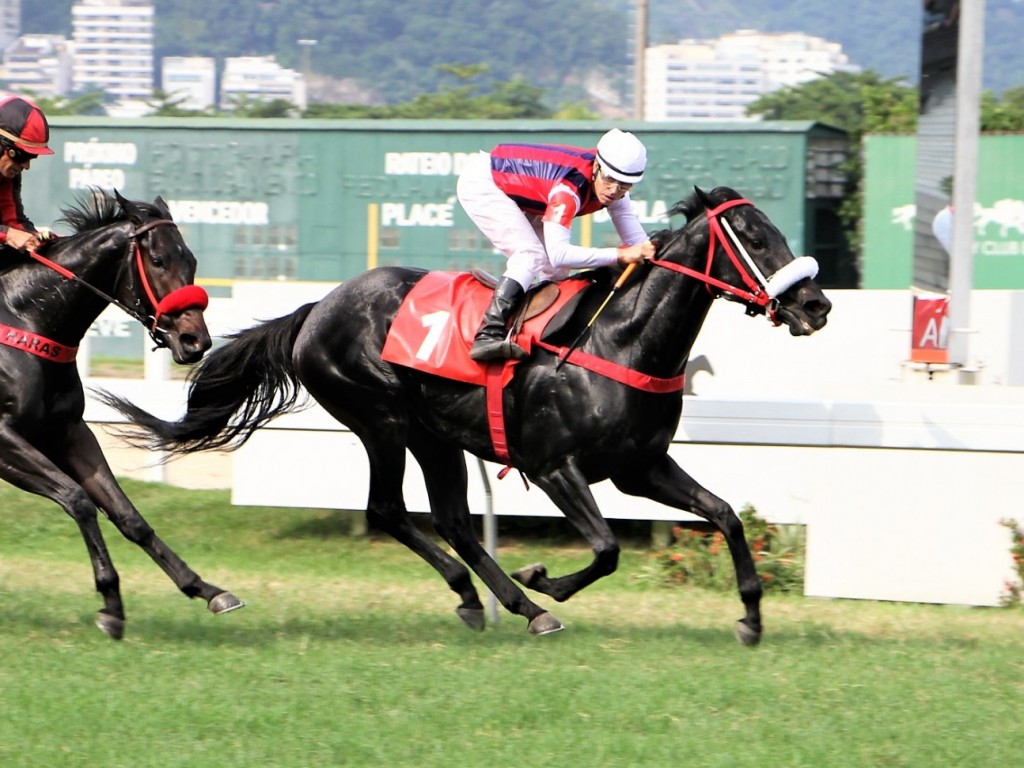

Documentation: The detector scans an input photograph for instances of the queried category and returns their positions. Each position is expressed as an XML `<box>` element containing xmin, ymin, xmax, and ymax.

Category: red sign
<box><xmin>911</xmin><ymin>293</ymin><xmax>949</xmax><ymax>364</ymax></box>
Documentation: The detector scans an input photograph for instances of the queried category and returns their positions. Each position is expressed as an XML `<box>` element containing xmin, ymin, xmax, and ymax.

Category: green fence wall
<box><xmin>31</xmin><ymin>118</ymin><xmax>842</xmax><ymax>288</ymax></box>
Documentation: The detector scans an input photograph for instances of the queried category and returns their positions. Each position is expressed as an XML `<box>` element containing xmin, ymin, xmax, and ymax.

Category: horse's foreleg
<box><xmin>611</xmin><ymin>454</ymin><xmax>763</xmax><ymax>646</ymax></box>
<box><xmin>512</xmin><ymin>463</ymin><xmax>621</xmax><ymax>604</ymax></box>
<box><xmin>411</xmin><ymin>436</ymin><xmax>562</xmax><ymax>635</ymax></box>
<box><xmin>65</xmin><ymin>423</ymin><xmax>244</xmax><ymax>617</ymax></box>
<box><xmin>0</xmin><ymin>425</ymin><xmax>127</xmax><ymax>638</ymax></box>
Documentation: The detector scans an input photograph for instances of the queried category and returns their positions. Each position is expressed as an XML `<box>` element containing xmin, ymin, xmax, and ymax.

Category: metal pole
<box><xmin>143</xmin><ymin>344</ymin><xmax>169</xmax><ymax>482</ymax></box>
<box><xmin>634</xmin><ymin>0</ymin><xmax>648</xmax><ymax>120</ymax></box>
<box><xmin>476</xmin><ymin>457</ymin><xmax>499</xmax><ymax>626</ymax></box>
<box><xmin>297</xmin><ymin>38</ymin><xmax>317</xmax><ymax>77</ymax></box>
<box><xmin>297</xmin><ymin>38</ymin><xmax>317</xmax><ymax>111</ymax></box>
<box><xmin>948</xmin><ymin>0</ymin><xmax>984</xmax><ymax>375</ymax></box>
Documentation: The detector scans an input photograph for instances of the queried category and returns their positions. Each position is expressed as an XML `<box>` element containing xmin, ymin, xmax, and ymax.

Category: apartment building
<box><xmin>2</xmin><ymin>34</ymin><xmax>74</xmax><ymax>97</ymax></box>
<box><xmin>220</xmin><ymin>56</ymin><xmax>306</xmax><ymax>111</ymax></box>
<box><xmin>0</xmin><ymin>0</ymin><xmax>18</xmax><ymax>52</ymax></box>
<box><xmin>644</xmin><ymin>30</ymin><xmax>858</xmax><ymax>121</ymax></box>
<box><xmin>71</xmin><ymin>0</ymin><xmax>153</xmax><ymax>100</ymax></box>
<box><xmin>162</xmin><ymin>56</ymin><xmax>216</xmax><ymax>110</ymax></box>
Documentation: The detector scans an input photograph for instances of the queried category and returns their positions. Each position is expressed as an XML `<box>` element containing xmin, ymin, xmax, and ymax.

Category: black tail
<box><xmin>96</xmin><ymin>303</ymin><xmax>318</xmax><ymax>454</ymax></box>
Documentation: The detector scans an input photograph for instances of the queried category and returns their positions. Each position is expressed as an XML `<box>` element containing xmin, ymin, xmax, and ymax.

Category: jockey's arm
<box><xmin>607</xmin><ymin>194</ymin><xmax>654</xmax><ymax>263</ymax></box>
<box><xmin>542</xmin><ymin>193</ymin><xmax>652</xmax><ymax>270</ymax></box>
<box><xmin>606</xmin><ymin>194</ymin><xmax>648</xmax><ymax>248</ymax></box>
<box><xmin>542</xmin><ymin>219</ymin><xmax>620</xmax><ymax>270</ymax></box>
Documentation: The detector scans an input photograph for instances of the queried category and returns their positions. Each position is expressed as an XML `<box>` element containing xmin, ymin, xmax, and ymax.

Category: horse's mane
<box><xmin>667</xmin><ymin>190</ymin><xmax>704</xmax><ymax>222</ymax></box>
<box><xmin>649</xmin><ymin>186</ymin><xmax>742</xmax><ymax>248</ymax></box>
<box><xmin>55</xmin><ymin>189</ymin><xmax>127</xmax><ymax>235</ymax></box>
<box><xmin>649</xmin><ymin>189</ymin><xmax>703</xmax><ymax>247</ymax></box>
<box><xmin>34</xmin><ymin>190</ymin><xmax>162</xmax><ymax>257</ymax></box>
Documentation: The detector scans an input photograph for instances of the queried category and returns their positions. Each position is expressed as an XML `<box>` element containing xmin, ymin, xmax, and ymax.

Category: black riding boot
<box><xmin>470</xmin><ymin>277</ymin><xmax>528</xmax><ymax>361</ymax></box>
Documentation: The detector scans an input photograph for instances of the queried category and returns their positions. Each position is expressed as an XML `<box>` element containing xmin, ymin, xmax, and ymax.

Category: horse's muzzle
<box><xmin>163</xmin><ymin>308</ymin><xmax>213</xmax><ymax>364</ymax></box>
<box><xmin>777</xmin><ymin>282</ymin><xmax>832</xmax><ymax>336</ymax></box>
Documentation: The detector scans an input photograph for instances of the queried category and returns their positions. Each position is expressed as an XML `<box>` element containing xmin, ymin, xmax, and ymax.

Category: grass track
<box><xmin>1</xmin><ymin>480</ymin><xmax>1022</xmax><ymax>767</ymax></box>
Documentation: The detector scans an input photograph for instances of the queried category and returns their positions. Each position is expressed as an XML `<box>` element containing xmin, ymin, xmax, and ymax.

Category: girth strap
<box><xmin>483</xmin><ymin>340</ymin><xmax>685</xmax><ymax>473</ymax></box>
<box><xmin>485</xmin><ymin>361</ymin><xmax>511</xmax><ymax>464</ymax></box>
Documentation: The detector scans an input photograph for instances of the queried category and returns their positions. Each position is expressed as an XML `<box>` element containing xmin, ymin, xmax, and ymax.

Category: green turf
<box><xmin>1</xmin><ymin>480</ymin><xmax>1021</xmax><ymax>767</ymax></box>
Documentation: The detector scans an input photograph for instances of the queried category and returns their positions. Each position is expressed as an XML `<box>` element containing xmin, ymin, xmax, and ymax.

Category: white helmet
<box><xmin>596</xmin><ymin>128</ymin><xmax>646</xmax><ymax>184</ymax></box>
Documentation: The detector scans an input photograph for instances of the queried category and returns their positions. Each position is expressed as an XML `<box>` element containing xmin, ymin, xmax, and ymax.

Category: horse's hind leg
<box><xmin>351</xmin><ymin>425</ymin><xmax>491</xmax><ymax>630</ymax></box>
<box><xmin>64</xmin><ymin>422</ymin><xmax>244</xmax><ymax>617</ymax></box>
<box><xmin>409</xmin><ymin>431</ymin><xmax>563</xmax><ymax>635</ymax></box>
<box><xmin>612</xmin><ymin>453</ymin><xmax>763</xmax><ymax>646</ymax></box>
<box><xmin>0</xmin><ymin>426</ymin><xmax>127</xmax><ymax>638</ymax></box>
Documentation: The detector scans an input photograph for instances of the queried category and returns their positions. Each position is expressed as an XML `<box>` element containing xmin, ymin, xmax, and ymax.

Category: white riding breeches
<box><xmin>456</xmin><ymin>152</ymin><xmax>560</xmax><ymax>291</ymax></box>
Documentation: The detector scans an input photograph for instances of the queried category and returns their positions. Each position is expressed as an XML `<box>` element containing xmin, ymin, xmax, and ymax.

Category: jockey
<box><xmin>457</xmin><ymin>128</ymin><xmax>656</xmax><ymax>362</ymax></box>
<box><xmin>0</xmin><ymin>95</ymin><xmax>53</xmax><ymax>255</ymax></box>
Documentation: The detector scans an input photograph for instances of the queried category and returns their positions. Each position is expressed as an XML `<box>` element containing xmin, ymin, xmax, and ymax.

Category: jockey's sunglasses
<box><xmin>5</xmin><ymin>145</ymin><xmax>37</xmax><ymax>164</ymax></box>
<box><xmin>595</xmin><ymin>166</ymin><xmax>634</xmax><ymax>192</ymax></box>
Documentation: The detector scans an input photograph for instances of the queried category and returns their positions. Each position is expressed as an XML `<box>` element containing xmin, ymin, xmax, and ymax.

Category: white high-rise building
<box><xmin>644</xmin><ymin>30</ymin><xmax>859</xmax><ymax>121</ymax></box>
<box><xmin>72</xmin><ymin>0</ymin><xmax>154</xmax><ymax>100</ymax></box>
<box><xmin>162</xmin><ymin>56</ymin><xmax>216</xmax><ymax>110</ymax></box>
<box><xmin>0</xmin><ymin>0</ymin><xmax>19</xmax><ymax>52</ymax></box>
<box><xmin>220</xmin><ymin>56</ymin><xmax>306</xmax><ymax>111</ymax></box>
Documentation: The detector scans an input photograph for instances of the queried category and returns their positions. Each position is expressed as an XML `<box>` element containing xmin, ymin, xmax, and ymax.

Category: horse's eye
<box><xmin>749</xmin><ymin>237</ymin><xmax>766</xmax><ymax>250</ymax></box>
<box><xmin>150</xmin><ymin>255</ymin><xmax>165</xmax><ymax>268</ymax></box>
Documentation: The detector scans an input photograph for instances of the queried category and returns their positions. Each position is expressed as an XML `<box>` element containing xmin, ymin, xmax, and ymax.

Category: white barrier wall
<box><xmin>84</xmin><ymin>287</ymin><xmax>1024</xmax><ymax>607</ymax></box>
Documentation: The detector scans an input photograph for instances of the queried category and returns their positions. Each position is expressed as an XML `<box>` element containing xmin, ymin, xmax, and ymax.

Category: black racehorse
<box><xmin>1</xmin><ymin>190</ymin><xmax>242</xmax><ymax>640</ymax></box>
<box><xmin>100</xmin><ymin>186</ymin><xmax>830</xmax><ymax>645</ymax></box>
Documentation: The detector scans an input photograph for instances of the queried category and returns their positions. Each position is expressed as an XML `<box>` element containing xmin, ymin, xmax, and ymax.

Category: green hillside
<box><xmin>23</xmin><ymin>0</ymin><xmax>1024</xmax><ymax>106</ymax></box>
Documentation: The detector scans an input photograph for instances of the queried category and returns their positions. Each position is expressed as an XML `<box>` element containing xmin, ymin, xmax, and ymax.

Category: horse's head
<box><xmin>115</xmin><ymin>191</ymin><xmax>212</xmax><ymax>363</ymax></box>
<box><xmin>654</xmin><ymin>186</ymin><xmax>831</xmax><ymax>336</ymax></box>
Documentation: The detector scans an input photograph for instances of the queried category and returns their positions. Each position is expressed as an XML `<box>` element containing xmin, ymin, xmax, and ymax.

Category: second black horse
<box><xmin>1</xmin><ymin>190</ymin><xmax>243</xmax><ymax>639</ymax></box>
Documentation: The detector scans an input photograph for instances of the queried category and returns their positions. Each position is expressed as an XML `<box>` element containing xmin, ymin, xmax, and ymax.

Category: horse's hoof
<box><xmin>208</xmin><ymin>592</ymin><xmax>245</xmax><ymax>615</ymax></box>
<box><xmin>96</xmin><ymin>611</ymin><xmax>125</xmax><ymax>641</ymax></box>
<box><xmin>512</xmin><ymin>562</ymin><xmax>547</xmax><ymax>588</ymax></box>
<box><xmin>734</xmin><ymin>619</ymin><xmax>762</xmax><ymax>647</ymax></box>
<box><xmin>528</xmin><ymin>612</ymin><xmax>564</xmax><ymax>636</ymax></box>
<box><xmin>456</xmin><ymin>607</ymin><xmax>486</xmax><ymax>632</ymax></box>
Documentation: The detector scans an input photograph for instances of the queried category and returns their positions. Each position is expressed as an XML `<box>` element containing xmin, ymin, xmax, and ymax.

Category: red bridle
<box><xmin>28</xmin><ymin>218</ymin><xmax>209</xmax><ymax>344</ymax></box>
<box><xmin>649</xmin><ymin>198</ymin><xmax>773</xmax><ymax>310</ymax></box>
<box><xmin>129</xmin><ymin>219</ymin><xmax>209</xmax><ymax>329</ymax></box>
<box><xmin>649</xmin><ymin>198</ymin><xmax>820</xmax><ymax>323</ymax></box>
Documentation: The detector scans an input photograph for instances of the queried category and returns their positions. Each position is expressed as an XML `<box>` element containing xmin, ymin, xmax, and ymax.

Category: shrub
<box><xmin>999</xmin><ymin>517</ymin><xmax>1024</xmax><ymax>607</ymax></box>
<box><xmin>649</xmin><ymin>505</ymin><xmax>805</xmax><ymax>594</ymax></box>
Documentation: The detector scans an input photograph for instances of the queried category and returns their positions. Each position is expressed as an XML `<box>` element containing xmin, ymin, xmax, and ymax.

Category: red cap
<box><xmin>0</xmin><ymin>95</ymin><xmax>53</xmax><ymax>155</ymax></box>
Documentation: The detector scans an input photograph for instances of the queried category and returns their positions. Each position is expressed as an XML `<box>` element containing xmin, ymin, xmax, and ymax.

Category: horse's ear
<box><xmin>114</xmin><ymin>189</ymin><xmax>145</xmax><ymax>225</ymax></box>
<box><xmin>694</xmin><ymin>186</ymin><xmax>715</xmax><ymax>210</ymax></box>
<box><xmin>153</xmin><ymin>196</ymin><xmax>173</xmax><ymax>219</ymax></box>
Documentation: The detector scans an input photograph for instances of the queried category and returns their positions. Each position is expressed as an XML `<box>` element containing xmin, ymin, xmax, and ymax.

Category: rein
<box><xmin>534</xmin><ymin>339</ymin><xmax>685</xmax><ymax>393</ymax></box>
<box><xmin>533</xmin><ymin>197</ymin><xmax>817</xmax><ymax>386</ymax></box>
<box><xmin>25</xmin><ymin>219</ymin><xmax>209</xmax><ymax>349</ymax></box>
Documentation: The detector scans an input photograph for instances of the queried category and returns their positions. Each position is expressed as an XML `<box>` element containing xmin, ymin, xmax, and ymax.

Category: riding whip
<box><xmin>555</xmin><ymin>261</ymin><xmax>638</xmax><ymax>371</ymax></box>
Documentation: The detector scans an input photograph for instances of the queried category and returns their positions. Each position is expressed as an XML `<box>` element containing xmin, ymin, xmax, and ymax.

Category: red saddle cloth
<box><xmin>380</xmin><ymin>271</ymin><xmax>587</xmax><ymax>385</ymax></box>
